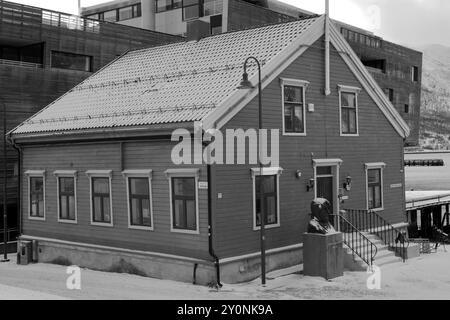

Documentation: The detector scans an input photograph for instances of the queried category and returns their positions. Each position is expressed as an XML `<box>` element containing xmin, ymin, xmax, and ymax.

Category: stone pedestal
<box><xmin>389</xmin><ymin>243</ymin><xmax>421</xmax><ymax>259</ymax></box>
<box><xmin>303</xmin><ymin>232</ymin><xmax>344</xmax><ymax>280</ymax></box>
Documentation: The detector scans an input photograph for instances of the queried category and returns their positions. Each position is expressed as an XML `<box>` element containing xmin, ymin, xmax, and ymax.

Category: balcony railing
<box><xmin>0</xmin><ymin>0</ymin><xmax>100</xmax><ymax>33</ymax></box>
<box><xmin>0</xmin><ymin>58</ymin><xmax>43</xmax><ymax>69</ymax></box>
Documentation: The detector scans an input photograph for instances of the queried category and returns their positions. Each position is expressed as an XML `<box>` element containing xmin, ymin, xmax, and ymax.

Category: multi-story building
<box><xmin>0</xmin><ymin>0</ymin><xmax>181</xmax><ymax>241</ymax></box>
<box><xmin>81</xmin><ymin>0</ymin><xmax>422</xmax><ymax>146</ymax></box>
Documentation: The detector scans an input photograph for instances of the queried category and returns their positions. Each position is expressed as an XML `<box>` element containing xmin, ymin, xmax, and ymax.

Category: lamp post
<box><xmin>1</xmin><ymin>100</ymin><xmax>8</xmax><ymax>262</ymax></box>
<box><xmin>237</xmin><ymin>57</ymin><xmax>266</xmax><ymax>286</ymax></box>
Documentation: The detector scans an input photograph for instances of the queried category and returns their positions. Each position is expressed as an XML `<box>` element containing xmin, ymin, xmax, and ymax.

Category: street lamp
<box><xmin>1</xmin><ymin>100</ymin><xmax>8</xmax><ymax>262</ymax></box>
<box><xmin>237</xmin><ymin>57</ymin><xmax>266</xmax><ymax>286</ymax></box>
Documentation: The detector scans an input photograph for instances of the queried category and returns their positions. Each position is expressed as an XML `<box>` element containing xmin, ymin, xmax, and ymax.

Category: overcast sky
<box><xmin>10</xmin><ymin>0</ymin><xmax>450</xmax><ymax>48</ymax></box>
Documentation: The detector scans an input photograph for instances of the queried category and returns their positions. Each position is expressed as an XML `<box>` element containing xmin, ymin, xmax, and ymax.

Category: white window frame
<box><xmin>365</xmin><ymin>163</ymin><xmax>386</xmax><ymax>212</ymax></box>
<box><xmin>338</xmin><ymin>85</ymin><xmax>361</xmax><ymax>137</ymax></box>
<box><xmin>86</xmin><ymin>170</ymin><xmax>114</xmax><ymax>227</ymax></box>
<box><xmin>313</xmin><ymin>159</ymin><xmax>343</xmax><ymax>217</ymax></box>
<box><xmin>165</xmin><ymin>168</ymin><xmax>200</xmax><ymax>235</ymax></box>
<box><xmin>251</xmin><ymin>167</ymin><xmax>283</xmax><ymax>231</ymax></box>
<box><xmin>122</xmin><ymin>170</ymin><xmax>154</xmax><ymax>231</ymax></box>
<box><xmin>54</xmin><ymin>170</ymin><xmax>78</xmax><ymax>224</ymax></box>
<box><xmin>280</xmin><ymin>78</ymin><xmax>309</xmax><ymax>137</ymax></box>
<box><xmin>25</xmin><ymin>170</ymin><xmax>46</xmax><ymax>221</ymax></box>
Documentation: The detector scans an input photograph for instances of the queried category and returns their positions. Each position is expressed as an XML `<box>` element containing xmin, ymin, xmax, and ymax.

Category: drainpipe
<box><xmin>324</xmin><ymin>0</ymin><xmax>331</xmax><ymax>96</ymax></box>
<box><xmin>207</xmin><ymin>163</ymin><xmax>222</xmax><ymax>287</ymax></box>
<box><xmin>6</xmin><ymin>134</ymin><xmax>22</xmax><ymax>238</ymax></box>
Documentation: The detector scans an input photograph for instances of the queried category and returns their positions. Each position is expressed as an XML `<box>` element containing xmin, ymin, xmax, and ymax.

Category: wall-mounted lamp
<box><xmin>296</xmin><ymin>170</ymin><xmax>302</xmax><ymax>179</ymax></box>
<box><xmin>343</xmin><ymin>176</ymin><xmax>352</xmax><ymax>191</ymax></box>
<box><xmin>306</xmin><ymin>178</ymin><xmax>315</xmax><ymax>192</ymax></box>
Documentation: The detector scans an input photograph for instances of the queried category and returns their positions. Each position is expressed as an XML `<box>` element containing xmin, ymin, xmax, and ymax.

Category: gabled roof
<box><xmin>10</xmin><ymin>15</ymin><xmax>409</xmax><ymax>141</ymax></box>
<box><xmin>10</xmin><ymin>16</ymin><xmax>322</xmax><ymax>136</ymax></box>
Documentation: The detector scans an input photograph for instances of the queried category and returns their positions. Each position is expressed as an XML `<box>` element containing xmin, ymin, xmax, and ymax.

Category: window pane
<box><xmin>368</xmin><ymin>186</ymin><xmax>374</xmax><ymax>209</ymax></box>
<box><xmin>94</xmin><ymin>197</ymin><xmax>102</xmax><ymax>221</ymax></box>
<box><xmin>341</xmin><ymin>92</ymin><xmax>356</xmax><ymax>108</ymax></box>
<box><xmin>51</xmin><ymin>51</ymin><xmax>92</xmax><ymax>72</ymax></box>
<box><xmin>184</xmin><ymin>5</ymin><xmax>200</xmax><ymax>20</ymax></box>
<box><xmin>266</xmin><ymin>196</ymin><xmax>277</xmax><ymax>224</ymax></box>
<box><xmin>173</xmin><ymin>178</ymin><xmax>195</xmax><ymax>197</ymax></box>
<box><xmin>103</xmin><ymin>10</ymin><xmax>117</xmax><ymax>22</ymax></box>
<box><xmin>184</xmin><ymin>0</ymin><xmax>198</xmax><ymax>6</ymax></box>
<box><xmin>31</xmin><ymin>177</ymin><xmax>43</xmax><ymax>193</ymax></box>
<box><xmin>349</xmin><ymin>109</ymin><xmax>357</xmax><ymax>133</ymax></box>
<box><xmin>368</xmin><ymin>169</ymin><xmax>380</xmax><ymax>184</ymax></box>
<box><xmin>317</xmin><ymin>166</ymin><xmax>332</xmax><ymax>176</ymax></box>
<box><xmin>60</xmin><ymin>177</ymin><xmax>74</xmax><ymax>194</ymax></box>
<box><xmin>341</xmin><ymin>108</ymin><xmax>349</xmax><ymax>133</ymax></box>
<box><xmin>68</xmin><ymin>196</ymin><xmax>76</xmax><ymax>220</ymax></box>
<box><xmin>186</xmin><ymin>200</ymin><xmax>196</xmax><ymax>230</ymax></box>
<box><xmin>142</xmin><ymin>199</ymin><xmax>151</xmax><ymax>226</ymax></box>
<box><xmin>294</xmin><ymin>106</ymin><xmax>304</xmax><ymax>132</ymax></box>
<box><xmin>119</xmin><ymin>6</ymin><xmax>132</xmax><ymax>20</ymax></box>
<box><xmin>284</xmin><ymin>86</ymin><xmax>302</xmax><ymax>103</ymax></box>
<box><xmin>93</xmin><ymin>178</ymin><xmax>110</xmax><ymax>194</ymax></box>
<box><xmin>374</xmin><ymin>186</ymin><xmax>382</xmax><ymax>208</ymax></box>
<box><xmin>284</xmin><ymin>105</ymin><xmax>293</xmax><ymax>132</ymax></box>
<box><xmin>255</xmin><ymin>176</ymin><xmax>275</xmax><ymax>194</ymax></box>
<box><xmin>130</xmin><ymin>178</ymin><xmax>149</xmax><ymax>196</ymax></box>
<box><xmin>174</xmin><ymin>199</ymin><xmax>186</xmax><ymax>228</ymax></box>
<box><xmin>103</xmin><ymin>197</ymin><xmax>111</xmax><ymax>222</ymax></box>
<box><xmin>61</xmin><ymin>196</ymin><xmax>68</xmax><ymax>219</ymax></box>
<box><xmin>131</xmin><ymin>198</ymin><xmax>140</xmax><ymax>225</ymax></box>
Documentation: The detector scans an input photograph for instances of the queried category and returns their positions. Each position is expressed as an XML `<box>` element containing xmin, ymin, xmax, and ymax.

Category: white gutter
<box><xmin>324</xmin><ymin>0</ymin><xmax>331</xmax><ymax>96</ymax></box>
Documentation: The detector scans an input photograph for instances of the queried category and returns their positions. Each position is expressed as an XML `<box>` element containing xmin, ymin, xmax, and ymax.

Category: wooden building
<box><xmin>9</xmin><ymin>15</ymin><xmax>409</xmax><ymax>284</ymax></box>
<box><xmin>0</xmin><ymin>0</ymin><xmax>182</xmax><ymax>241</ymax></box>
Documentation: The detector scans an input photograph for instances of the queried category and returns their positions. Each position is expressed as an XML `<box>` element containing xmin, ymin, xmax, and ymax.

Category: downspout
<box><xmin>6</xmin><ymin>134</ymin><xmax>22</xmax><ymax>237</ymax></box>
<box><xmin>207</xmin><ymin>162</ymin><xmax>222</xmax><ymax>288</ymax></box>
<box><xmin>324</xmin><ymin>0</ymin><xmax>331</xmax><ymax>96</ymax></box>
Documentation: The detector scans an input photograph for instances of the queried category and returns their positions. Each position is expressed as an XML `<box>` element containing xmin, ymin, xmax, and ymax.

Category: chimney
<box><xmin>186</xmin><ymin>20</ymin><xmax>211</xmax><ymax>41</ymax></box>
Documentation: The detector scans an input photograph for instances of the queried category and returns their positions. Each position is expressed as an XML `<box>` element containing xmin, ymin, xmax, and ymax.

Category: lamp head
<box><xmin>237</xmin><ymin>72</ymin><xmax>254</xmax><ymax>89</ymax></box>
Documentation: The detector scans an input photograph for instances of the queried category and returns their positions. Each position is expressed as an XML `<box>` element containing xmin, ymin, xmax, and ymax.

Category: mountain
<box><xmin>417</xmin><ymin>44</ymin><xmax>450</xmax><ymax>149</ymax></box>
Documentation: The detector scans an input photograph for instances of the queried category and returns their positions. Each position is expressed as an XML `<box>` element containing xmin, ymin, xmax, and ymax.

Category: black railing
<box><xmin>0</xmin><ymin>227</ymin><xmax>19</xmax><ymax>243</ymax></box>
<box><xmin>344</xmin><ymin>209</ymin><xmax>408</xmax><ymax>262</ymax></box>
<box><xmin>330</xmin><ymin>214</ymin><xmax>377</xmax><ymax>268</ymax></box>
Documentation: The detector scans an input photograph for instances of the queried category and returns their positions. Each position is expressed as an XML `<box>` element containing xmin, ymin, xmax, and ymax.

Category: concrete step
<box><xmin>374</xmin><ymin>254</ymin><xmax>403</xmax><ymax>267</ymax></box>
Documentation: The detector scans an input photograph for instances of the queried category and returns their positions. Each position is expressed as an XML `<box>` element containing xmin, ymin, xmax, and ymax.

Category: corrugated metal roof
<box><xmin>11</xmin><ymin>17</ymin><xmax>319</xmax><ymax>135</ymax></box>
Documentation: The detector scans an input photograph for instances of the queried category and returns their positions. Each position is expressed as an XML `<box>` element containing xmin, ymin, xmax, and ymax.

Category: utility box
<box><xmin>17</xmin><ymin>241</ymin><xmax>32</xmax><ymax>265</ymax></box>
<box><xmin>303</xmin><ymin>232</ymin><xmax>344</xmax><ymax>280</ymax></box>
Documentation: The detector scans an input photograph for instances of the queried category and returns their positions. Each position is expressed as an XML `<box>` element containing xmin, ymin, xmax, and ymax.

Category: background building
<box><xmin>0</xmin><ymin>0</ymin><xmax>181</xmax><ymax>241</ymax></box>
<box><xmin>81</xmin><ymin>0</ymin><xmax>423</xmax><ymax>146</ymax></box>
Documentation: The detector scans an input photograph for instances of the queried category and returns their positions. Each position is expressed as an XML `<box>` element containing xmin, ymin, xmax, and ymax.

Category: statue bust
<box><xmin>307</xmin><ymin>198</ymin><xmax>336</xmax><ymax>235</ymax></box>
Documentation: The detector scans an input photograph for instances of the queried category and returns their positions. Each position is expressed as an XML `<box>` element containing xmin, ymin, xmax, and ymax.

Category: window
<box><xmin>156</xmin><ymin>0</ymin><xmax>182</xmax><ymax>13</ymax></box>
<box><xmin>366</xmin><ymin>163</ymin><xmax>385</xmax><ymax>211</ymax></box>
<box><xmin>281</xmin><ymin>78</ymin><xmax>309</xmax><ymax>136</ymax></box>
<box><xmin>166</xmin><ymin>169</ymin><xmax>199</xmax><ymax>234</ymax></box>
<box><xmin>103</xmin><ymin>9</ymin><xmax>118</xmax><ymax>22</ymax></box>
<box><xmin>339</xmin><ymin>85</ymin><xmax>360</xmax><ymax>136</ymax></box>
<box><xmin>51</xmin><ymin>51</ymin><xmax>92</xmax><ymax>72</ymax></box>
<box><xmin>251</xmin><ymin>168</ymin><xmax>282</xmax><ymax>230</ymax></box>
<box><xmin>132</xmin><ymin>4</ymin><xmax>142</xmax><ymax>17</ymax></box>
<box><xmin>404</xmin><ymin>104</ymin><xmax>410</xmax><ymax>114</ymax></box>
<box><xmin>86</xmin><ymin>171</ymin><xmax>113</xmax><ymax>226</ymax></box>
<box><xmin>183</xmin><ymin>0</ymin><xmax>201</xmax><ymax>20</ymax></box>
<box><xmin>204</xmin><ymin>0</ymin><xmax>223</xmax><ymax>16</ymax></box>
<box><xmin>412</xmin><ymin>66</ymin><xmax>419</xmax><ymax>82</ymax></box>
<box><xmin>123</xmin><ymin>170</ymin><xmax>153</xmax><ymax>230</ymax></box>
<box><xmin>55</xmin><ymin>171</ymin><xmax>77</xmax><ymax>223</ymax></box>
<box><xmin>26</xmin><ymin>171</ymin><xmax>45</xmax><ymax>220</ymax></box>
<box><xmin>119</xmin><ymin>6</ymin><xmax>133</xmax><ymax>20</ymax></box>
<box><xmin>210</xmin><ymin>14</ymin><xmax>222</xmax><ymax>35</ymax></box>
<box><xmin>387</xmin><ymin>88</ymin><xmax>394</xmax><ymax>103</ymax></box>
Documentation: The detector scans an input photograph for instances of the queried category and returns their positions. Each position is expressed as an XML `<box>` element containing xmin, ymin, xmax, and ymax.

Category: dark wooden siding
<box><xmin>21</xmin><ymin>140</ymin><xmax>210</xmax><ymax>259</ymax></box>
<box><xmin>213</xmin><ymin>38</ymin><xmax>406</xmax><ymax>258</ymax></box>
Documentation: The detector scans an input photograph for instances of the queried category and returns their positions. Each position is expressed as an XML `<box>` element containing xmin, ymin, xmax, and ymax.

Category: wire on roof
<box><xmin>23</xmin><ymin>103</ymin><xmax>217</xmax><ymax>126</ymax></box>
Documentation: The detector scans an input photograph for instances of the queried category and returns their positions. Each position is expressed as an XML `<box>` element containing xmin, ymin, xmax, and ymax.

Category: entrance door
<box><xmin>316</xmin><ymin>176</ymin><xmax>334</xmax><ymax>211</ymax></box>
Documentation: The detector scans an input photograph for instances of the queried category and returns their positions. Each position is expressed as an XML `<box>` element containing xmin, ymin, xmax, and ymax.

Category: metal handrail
<box><xmin>330</xmin><ymin>214</ymin><xmax>378</xmax><ymax>268</ymax></box>
<box><xmin>344</xmin><ymin>209</ymin><xmax>409</xmax><ymax>262</ymax></box>
<box><xmin>0</xmin><ymin>227</ymin><xmax>19</xmax><ymax>243</ymax></box>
